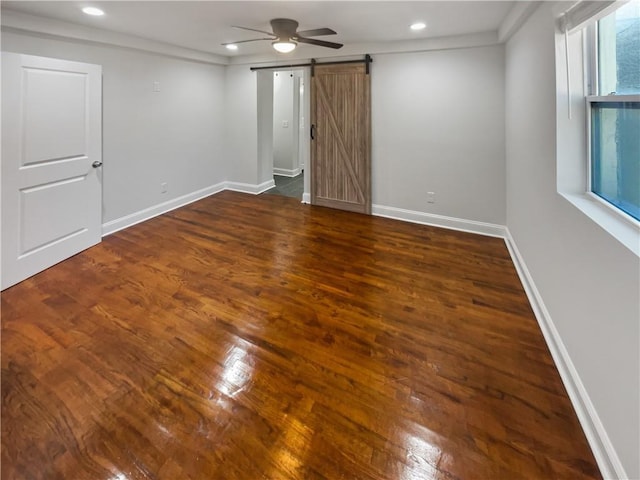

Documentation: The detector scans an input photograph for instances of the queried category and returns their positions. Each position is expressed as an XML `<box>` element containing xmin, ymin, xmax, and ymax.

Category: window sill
<box><xmin>560</xmin><ymin>192</ymin><xmax>640</xmax><ymax>257</ymax></box>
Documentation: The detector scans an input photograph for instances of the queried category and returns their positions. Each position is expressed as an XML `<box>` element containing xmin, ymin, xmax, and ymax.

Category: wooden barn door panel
<box><xmin>311</xmin><ymin>63</ymin><xmax>371</xmax><ymax>214</ymax></box>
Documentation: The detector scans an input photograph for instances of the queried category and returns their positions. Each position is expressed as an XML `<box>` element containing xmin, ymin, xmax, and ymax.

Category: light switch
<box><xmin>282</xmin><ymin>120</ymin><xmax>289</xmax><ymax>128</ymax></box>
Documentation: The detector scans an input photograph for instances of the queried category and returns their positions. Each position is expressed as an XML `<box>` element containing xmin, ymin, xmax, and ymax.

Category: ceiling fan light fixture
<box><xmin>272</xmin><ymin>40</ymin><xmax>297</xmax><ymax>53</ymax></box>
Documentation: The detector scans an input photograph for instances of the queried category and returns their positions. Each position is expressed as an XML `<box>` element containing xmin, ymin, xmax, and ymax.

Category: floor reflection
<box><xmin>399</xmin><ymin>428</ymin><xmax>443</xmax><ymax>480</ymax></box>
<box><xmin>216</xmin><ymin>345</ymin><xmax>253</xmax><ymax>398</ymax></box>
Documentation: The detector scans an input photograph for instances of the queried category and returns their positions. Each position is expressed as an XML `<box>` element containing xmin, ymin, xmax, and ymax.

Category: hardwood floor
<box><xmin>1</xmin><ymin>191</ymin><xmax>600</xmax><ymax>480</ymax></box>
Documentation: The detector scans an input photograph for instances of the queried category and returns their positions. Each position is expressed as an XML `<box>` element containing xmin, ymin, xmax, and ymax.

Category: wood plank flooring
<box><xmin>1</xmin><ymin>191</ymin><xmax>601</xmax><ymax>480</ymax></box>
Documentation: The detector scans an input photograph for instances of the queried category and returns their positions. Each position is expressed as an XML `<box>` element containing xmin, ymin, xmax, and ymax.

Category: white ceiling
<box><xmin>1</xmin><ymin>1</ymin><xmax>515</xmax><ymax>58</ymax></box>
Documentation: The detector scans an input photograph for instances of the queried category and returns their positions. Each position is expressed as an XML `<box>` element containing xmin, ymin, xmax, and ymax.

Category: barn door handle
<box><xmin>310</xmin><ymin>124</ymin><xmax>316</xmax><ymax>140</ymax></box>
<box><xmin>92</xmin><ymin>161</ymin><xmax>103</xmax><ymax>168</ymax></box>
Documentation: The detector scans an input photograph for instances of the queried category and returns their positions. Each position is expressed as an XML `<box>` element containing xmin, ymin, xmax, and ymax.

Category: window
<box><xmin>587</xmin><ymin>2</ymin><xmax>640</xmax><ymax>222</ymax></box>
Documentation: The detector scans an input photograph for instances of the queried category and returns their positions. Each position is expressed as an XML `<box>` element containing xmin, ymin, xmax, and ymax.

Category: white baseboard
<box><xmin>372</xmin><ymin>204</ymin><xmax>506</xmax><ymax>238</ymax></box>
<box><xmin>302</xmin><ymin>193</ymin><xmax>311</xmax><ymax>204</ymax></box>
<box><xmin>102</xmin><ymin>182</ymin><xmax>226</xmax><ymax>236</ymax></box>
<box><xmin>504</xmin><ymin>228</ymin><xmax>627</xmax><ymax>480</ymax></box>
<box><xmin>273</xmin><ymin>167</ymin><xmax>301</xmax><ymax>177</ymax></box>
<box><xmin>225</xmin><ymin>179</ymin><xmax>275</xmax><ymax>195</ymax></box>
<box><xmin>102</xmin><ymin>180</ymin><xmax>276</xmax><ymax>236</ymax></box>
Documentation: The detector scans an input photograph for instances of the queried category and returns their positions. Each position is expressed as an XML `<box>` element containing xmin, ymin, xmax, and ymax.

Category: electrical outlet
<box><xmin>153</xmin><ymin>81</ymin><xmax>160</xmax><ymax>92</ymax></box>
<box><xmin>161</xmin><ymin>182</ymin><xmax>168</xmax><ymax>194</ymax></box>
<box><xmin>427</xmin><ymin>192</ymin><xmax>435</xmax><ymax>204</ymax></box>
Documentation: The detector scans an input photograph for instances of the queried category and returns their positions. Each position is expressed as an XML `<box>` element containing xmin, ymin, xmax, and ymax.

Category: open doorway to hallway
<box><xmin>263</xmin><ymin>172</ymin><xmax>304</xmax><ymax>199</ymax></box>
<box><xmin>262</xmin><ymin>68</ymin><xmax>309</xmax><ymax>201</ymax></box>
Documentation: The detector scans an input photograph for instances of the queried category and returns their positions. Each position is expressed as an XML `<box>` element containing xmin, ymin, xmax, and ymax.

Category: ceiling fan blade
<box><xmin>296</xmin><ymin>28</ymin><xmax>336</xmax><ymax>37</ymax></box>
<box><xmin>296</xmin><ymin>37</ymin><xmax>343</xmax><ymax>49</ymax></box>
<box><xmin>232</xmin><ymin>25</ymin><xmax>275</xmax><ymax>36</ymax></box>
<box><xmin>222</xmin><ymin>38</ymin><xmax>273</xmax><ymax>45</ymax></box>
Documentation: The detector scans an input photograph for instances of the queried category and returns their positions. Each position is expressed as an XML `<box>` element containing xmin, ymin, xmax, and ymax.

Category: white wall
<box><xmin>225</xmin><ymin>64</ymin><xmax>258</xmax><ymax>185</ymax></box>
<box><xmin>505</xmin><ymin>4</ymin><xmax>640</xmax><ymax>479</ymax></box>
<box><xmin>372</xmin><ymin>45</ymin><xmax>506</xmax><ymax>225</ymax></box>
<box><xmin>1</xmin><ymin>30</ymin><xmax>227</xmax><ymax>224</ymax></box>
<box><xmin>256</xmin><ymin>70</ymin><xmax>274</xmax><ymax>187</ymax></box>
<box><xmin>229</xmin><ymin>45</ymin><xmax>506</xmax><ymax>225</ymax></box>
<box><xmin>272</xmin><ymin>71</ymin><xmax>297</xmax><ymax>174</ymax></box>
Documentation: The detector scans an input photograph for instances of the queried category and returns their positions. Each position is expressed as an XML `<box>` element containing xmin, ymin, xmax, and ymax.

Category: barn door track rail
<box><xmin>249</xmin><ymin>54</ymin><xmax>372</xmax><ymax>75</ymax></box>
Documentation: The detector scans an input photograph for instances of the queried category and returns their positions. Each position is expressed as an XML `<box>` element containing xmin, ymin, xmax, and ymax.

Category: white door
<box><xmin>1</xmin><ymin>53</ymin><xmax>102</xmax><ymax>290</ymax></box>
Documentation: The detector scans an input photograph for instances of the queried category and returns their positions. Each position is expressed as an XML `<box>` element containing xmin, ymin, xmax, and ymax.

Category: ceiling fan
<box><xmin>223</xmin><ymin>18</ymin><xmax>343</xmax><ymax>53</ymax></box>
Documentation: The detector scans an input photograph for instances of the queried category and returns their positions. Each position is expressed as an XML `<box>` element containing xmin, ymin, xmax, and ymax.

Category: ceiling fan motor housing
<box><xmin>271</xmin><ymin>18</ymin><xmax>299</xmax><ymax>41</ymax></box>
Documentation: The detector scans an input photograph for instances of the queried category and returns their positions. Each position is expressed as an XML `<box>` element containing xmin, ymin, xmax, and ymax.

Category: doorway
<box><xmin>257</xmin><ymin>58</ymin><xmax>371</xmax><ymax>211</ymax></box>
<box><xmin>262</xmin><ymin>68</ymin><xmax>311</xmax><ymax>202</ymax></box>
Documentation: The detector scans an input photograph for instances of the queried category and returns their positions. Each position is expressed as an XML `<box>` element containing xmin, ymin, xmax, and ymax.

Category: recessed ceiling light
<box><xmin>410</xmin><ymin>22</ymin><xmax>427</xmax><ymax>31</ymax></box>
<box><xmin>226</xmin><ymin>44</ymin><xmax>238</xmax><ymax>51</ymax></box>
<box><xmin>82</xmin><ymin>7</ymin><xmax>104</xmax><ymax>16</ymax></box>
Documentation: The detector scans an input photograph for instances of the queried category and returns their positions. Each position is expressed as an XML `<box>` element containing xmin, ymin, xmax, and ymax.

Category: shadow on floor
<box><xmin>263</xmin><ymin>173</ymin><xmax>304</xmax><ymax>200</ymax></box>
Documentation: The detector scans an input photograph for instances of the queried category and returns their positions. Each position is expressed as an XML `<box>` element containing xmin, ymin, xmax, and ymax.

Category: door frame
<box><xmin>257</xmin><ymin>67</ymin><xmax>311</xmax><ymax>202</ymax></box>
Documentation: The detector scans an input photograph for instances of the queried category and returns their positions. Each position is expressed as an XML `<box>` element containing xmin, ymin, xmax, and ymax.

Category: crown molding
<box><xmin>498</xmin><ymin>1</ymin><xmax>541</xmax><ymax>42</ymax></box>
<box><xmin>1</xmin><ymin>9</ymin><xmax>229</xmax><ymax>66</ymax></box>
<box><xmin>1</xmin><ymin>8</ymin><xmax>515</xmax><ymax>67</ymax></box>
<box><xmin>227</xmin><ymin>31</ymin><xmax>501</xmax><ymax>66</ymax></box>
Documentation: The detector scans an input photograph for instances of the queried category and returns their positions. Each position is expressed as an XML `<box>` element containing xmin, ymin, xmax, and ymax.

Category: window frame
<box><xmin>554</xmin><ymin>3</ymin><xmax>639</xmax><ymax>258</ymax></box>
<box><xmin>584</xmin><ymin>20</ymin><xmax>640</xmax><ymax>228</ymax></box>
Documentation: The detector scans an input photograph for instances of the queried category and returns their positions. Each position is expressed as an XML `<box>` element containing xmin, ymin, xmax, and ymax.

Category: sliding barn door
<box><xmin>311</xmin><ymin>63</ymin><xmax>371</xmax><ymax>214</ymax></box>
<box><xmin>1</xmin><ymin>53</ymin><xmax>103</xmax><ymax>290</ymax></box>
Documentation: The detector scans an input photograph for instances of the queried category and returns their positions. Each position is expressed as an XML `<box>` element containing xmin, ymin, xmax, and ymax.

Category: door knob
<box><xmin>92</xmin><ymin>161</ymin><xmax>103</xmax><ymax>168</ymax></box>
